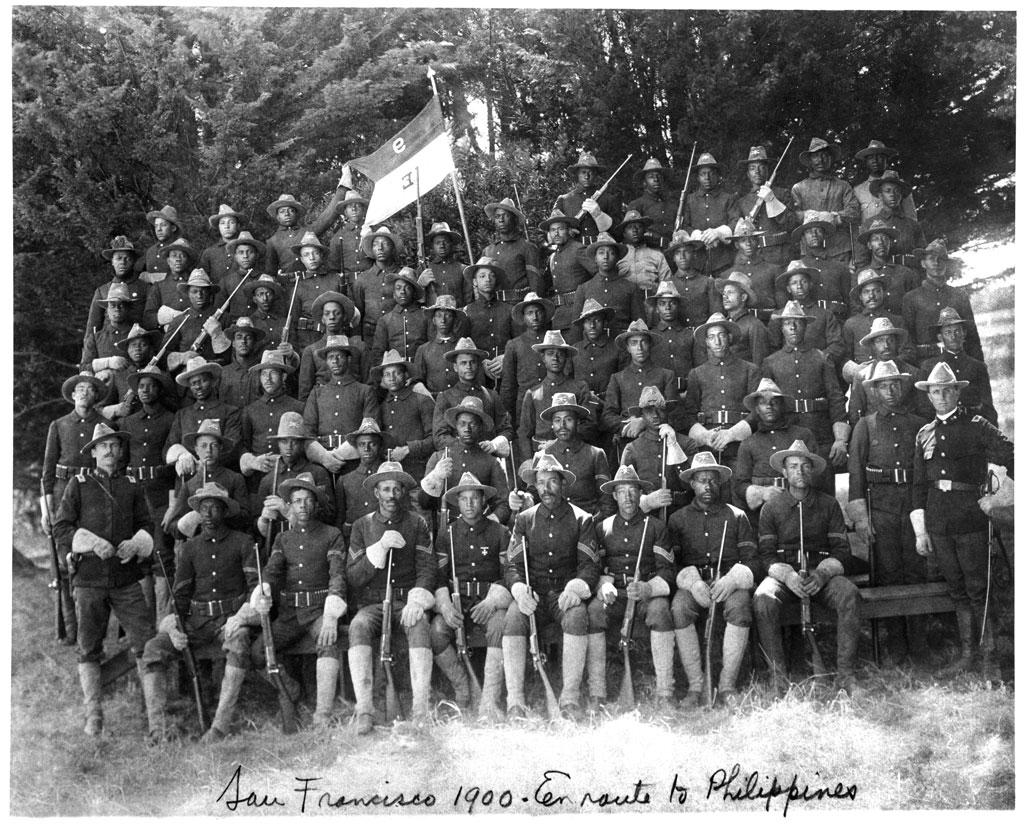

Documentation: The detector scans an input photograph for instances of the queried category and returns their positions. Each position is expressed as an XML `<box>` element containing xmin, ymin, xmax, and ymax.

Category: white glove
<box><xmin>116</xmin><ymin>528</ymin><xmax>154</xmax><ymax>562</ymax></box>
<box><xmin>166</xmin><ymin>351</ymin><xmax>196</xmax><ymax>371</ymax></box>
<box><xmin>157</xmin><ymin>305</ymin><xmax>179</xmax><ymax>327</ymax></box>
<box><xmin>598</xmin><ymin>577</ymin><xmax>618</xmax><ymax>605</ymax></box>
<box><xmin>176</xmin><ymin>510</ymin><xmax>201</xmax><ymax>538</ymax></box>
<box><xmin>318</xmin><ymin>594</ymin><xmax>348</xmax><ymax>647</ymax></box>
<box><xmin>508</xmin><ymin>490</ymin><xmax>534</xmax><ymax>512</ymax></box>
<box><xmin>390</xmin><ymin>445</ymin><xmax>411</xmax><ymax>462</ymax></box>
<box><xmin>581</xmin><ymin>197</ymin><xmax>601</xmax><ymax>218</ymax></box>
<box><xmin>483</xmin><ymin>355</ymin><xmax>504</xmax><ymax>380</ymax></box>
<box><xmin>744</xmin><ymin>484</ymin><xmax>783</xmax><ymax>510</ymax></box>
<box><xmin>367</xmin><ymin>531</ymin><xmax>406</xmax><ymax>568</ymax></box>
<box><xmin>511</xmin><ymin>581</ymin><xmax>538</xmax><ymax>615</ymax></box>
<box><xmin>400</xmin><ymin>586</ymin><xmax>435</xmax><ymax>628</ymax></box>
<box><xmin>665</xmin><ymin>436</ymin><xmax>687</xmax><ymax>466</ymax></box>
<box><xmin>418</xmin><ymin>268</ymin><xmax>436</xmax><ymax>287</ymax></box>
<box><xmin>159</xmin><ymin>614</ymin><xmax>188</xmax><ymax>651</ymax></box>
<box><xmin>261</xmin><ymin>494</ymin><xmax>288</xmax><ymax>521</ymax></box>
<box><xmin>756</xmin><ymin>185</ymin><xmax>777</xmax><ymax>203</ymax></box>
<box><xmin>174</xmin><ymin>453</ymin><xmax>197</xmax><ymax>478</ymax></box>
<box><xmin>305</xmin><ymin>441</ymin><xmax>343</xmax><ymax>474</ymax></box>
<box><xmin>783</xmin><ymin>570</ymin><xmax>807</xmax><ymax>598</ymax></box>
<box><xmin>830</xmin><ymin>212</ymin><xmax>843</xmax><ymax>225</ymax></box>
<box><xmin>626</xmin><ymin>580</ymin><xmax>652</xmax><ymax>601</ymax></box>
<box><xmin>331</xmin><ymin>441</ymin><xmax>360</xmax><ymax>462</ymax></box>
<box><xmin>720</xmin><ymin>420</ymin><xmax>752</xmax><ymax>446</ymax></box>
<box><xmin>339</xmin><ymin>164</ymin><xmax>355</xmax><ymax>190</ymax></box>
<box><xmin>92</xmin><ymin>356</ymin><xmax>129</xmax><ymax>372</ymax></box>
<box><xmin>411</xmin><ymin>381</ymin><xmax>433</xmax><ymax>400</ymax></box>
<box><xmin>757</xmin><ymin>186</ymin><xmax>785</xmax><ymax>218</ymax></box>
<box><xmin>72</xmin><ymin>528</ymin><xmax>114</xmax><ymax>559</ymax></box>
<box><xmin>470</xmin><ymin>582</ymin><xmax>512</xmax><ymax>624</ymax></box>
<box><xmin>421</xmin><ymin>468</ymin><xmax>449</xmax><ymax>498</ymax></box>
<box><xmin>484</xmin><ymin>435</ymin><xmax>510</xmax><ymax>458</ymax></box>
<box><xmin>690</xmin><ymin>580</ymin><xmax>711</xmax><ymax>608</ymax></box>
<box><xmin>688</xmin><ymin>422</ymin><xmax>715</xmax><ymax>448</ymax></box>
<box><xmin>639</xmin><ymin>488</ymin><xmax>673</xmax><ymax>513</ymax></box>
<box><xmin>658</xmin><ymin>423</ymin><xmax>675</xmax><ymax>441</ymax></box>
<box><xmin>841</xmin><ymin>360</ymin><xmax>862</xmax><ymax>385</ymax></box>
<box><xmin>846</xmin><ymin>499</ymin><xmax>874</xmax><ymax>545</ymax></box>
<box><xmin>39</xmin><ymin>495</ymin><xmax>54</xmax><ymax>534</ymax></box>
<box><xmin>556</xmin><ymin>577</ymin><xmax>591</xmax><ymax>612</ymax></box>
<box><xmin>910</xmin><ymin>509</ymin><xmax>933</xmax><ymax>557</ymax></box>
<box><xmin>815</xmin><ymin>557</ymin><xmax>844</xmax><ymax>583</ymax></box>
<box><xmin>222</xmin><ymin>603</ymin><xmax>260</xmax><ymax>639</ymax></box>
<box><xmin>621</xmin><ymin>416</ymin><xmax>645</xmax><ymax>439</ymax></box>
<box><xmin>249</xmin><ymin>583</ymin><xmax>273</xmax><ymax>614</ymax></box>
<box><xmin>240</xmin><ymin>452</ymin><xmax>274</xmax><ymax>475</ymax></box>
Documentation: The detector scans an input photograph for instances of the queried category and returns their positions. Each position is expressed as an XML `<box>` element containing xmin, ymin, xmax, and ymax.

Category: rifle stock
<box><xmin>747</xmin><ymin>136</ymin><xmax>794</xmax><ymax>222</ymax></box>
<box><xmin>280</xmin><ymin>272</ymin><xmax>302</xmax><ymax>349</ymax></box>
<box><xmin>574</xmin><ymin>154</ymin><xmax>633</xmax><ymax>220</ymax></box>
<box><xmin>254</xmin><ymin>542</ymin><xmax>297</xmax><ymax>734</ymax></box>
<box><xmin>39</xmin><ymin>484</ymin><xmax>67</xmax><ymax>642</ymax></box>
<box><xmin>616</xmin><ymin>516</ymin><xmax>650</xmax><ymax>709</ymax></box>
<box><xmin>187</xmin><ymin>269</ymin><xmax>253</xmax><ymax>353</ymax></box>
<box><xmin>701</xmin><ymin>522</ymin><xmax>728</xmax><ymax>708</ymax></box>
<box><xmin>448</xmin><ymin>525</ymin><xmax>482</xmax><ymax>704</ymax></box>
<box><xmin>797</xmin><ymin>501</ymin><xmax>827</xmax><ymax>677</ymax></box>
<box><xmin>866</xmin><ymin>488</ymin><xmax>881</xmax><ymax>665</ymax></box>
<box><xmin>381</xmin><ymin>548</ymin><xmax>402</xmax><ymax>721</ymax></box>
<box><xmin>521</xmin><ymin>534</ymin><xmax>560</xmax><ymax>719</ymax></box>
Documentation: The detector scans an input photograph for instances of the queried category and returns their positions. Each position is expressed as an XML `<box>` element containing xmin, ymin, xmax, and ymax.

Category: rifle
<box><xmin>866</xmin><ymin>487</ymin><xmax>881</xmax><ymax>665</ymax></box>
<box><xmin>616</xmin><ymin>515</ymin><xmax>650</xmax><ymax>709</ymax></box>
<box><xmin>701</xmin><ymin>521</ymin><xmax>728</xmax><ymax>708</ymax></box>
<box><xmin>39</xmin><ymin>483</ymin><xmax>67</xmax><ymax>642</ymax></box>
<box><xmin>279</xmin><ymin>270</ymin><xmax>302</xmax><ymax>350</ymax></box>
<box><xmin>521</xmin><ymin>533</ymin><xmax>560</xmax><ymax>719</ymax></box>
<box><xmin>797</xmin><ymin>500</ymin><xmax>827</xmax><ymax>678</ymax></box>
<box><xmin>660</xmin><ymin>435</ymin><xmax>669</xmax><ymax>523</ymax></box>
<box><xmin>574</xmin><ymin>154</ymin><xmax>634</xmax><ymax>221</ymax></box>
<box><xmin>255</xmin><ymin>539</ymin><xmax>298</xmax><ymax>734</ymax></box>
<box><xmin>439</xmin><ymin>447</ymin><xmax>451</xmax><ymax>530</ymax></box>
<box><xmin>381</xmin><ymin>547</ymin><xmax>403</xmax><ymax>721</ymax></box>
<box><xmin>153</xmin><ymin>542</ymin><xmax>209</xmax><ymax>731</ymax></box>
<box><xmin>673</xmin><ymin>142</ymin><xmax>698</xmax><ymax>234</ymax></box>
<box><xmin>747</xmin><ymin>136</ymin><xmax>794</xmax><ymax>222</ymax></box>
<box><xmin>187</xmin><ymin>268</ymin><xmax>253</xmax><ymax>353</ymax></box>
<box><xmin>448</xmin><ymin>523</ymin><xmax>482</xmax><ymax>704</ymax></box>
<box><xmin>415</xmin><ymin>166</ymin><xmax>426</xmax><ymax>271</ymax></box>
<box><xmin>506</xmin><ymin>442</ymin><xmax>520</xmax><ymax>525</ymax></box>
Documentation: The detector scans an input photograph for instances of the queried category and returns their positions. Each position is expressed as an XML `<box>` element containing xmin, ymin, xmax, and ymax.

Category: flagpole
<box><xmin>415</xmin><ymin>166</ymin><xmax>426</xmax><ymax>271</ymax></box>
<box><xmin>429</xmin><ymin>66</ymin><xmax>474</xmax><ymax>263</ymax></box>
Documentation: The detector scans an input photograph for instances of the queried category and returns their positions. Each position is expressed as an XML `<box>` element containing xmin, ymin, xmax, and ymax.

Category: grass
<box><xmin>9</xmin><ymin>556</ymin><xmax>1014</xmax><ymax>816</ymax></box>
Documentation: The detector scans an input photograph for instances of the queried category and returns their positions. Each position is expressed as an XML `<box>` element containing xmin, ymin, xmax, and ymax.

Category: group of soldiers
<box><xmin>41</xmin><ymin>136</ymin><xmax>1014</xmax><ymax>742</ymax></box>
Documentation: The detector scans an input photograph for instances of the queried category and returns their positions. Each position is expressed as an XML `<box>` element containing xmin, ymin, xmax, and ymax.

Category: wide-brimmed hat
<box><xmin>387</xmin><ymin>266</ymin><xmax>425</xmax><ymax>301</ymax></box>
<box><xmin>289</xmin><ymin>230</ymin><xmax>329</xmax><ymax>257</ymax></box>
<box><xmin>176</xmin><ymin>268</ymin><xmax>221</xmax><ymax>298</ymax></box>
<box><xmin>338</xmin><ymin>190</ymin><xmax>369</xmax><ymax>210</ymax></box>
<box><xmin>540</xmin><ymin>392</ymin><xmax>590</xmax><ymax>422</ymax></box>
<box><xmin>208</xmin><ymin>204</ymin><xmax>244</xmax><ymax>229</ymax></box>
<box><xmin>791</xmin><ymin>210</ymin><xmax>835</xmax><ymax>244</ymax></box>
<box><xmin>585</xmin><ymin>231</ymin><xmax>628</xmax><ymax>260</ymax></box>
<box><xmin>729</xmin><ymin>217</ymin><xmax>765</xmax><ymax>241</ymax></box>
<box><xmin>115</xmin><ymin>323</ymin><xmax>162</xmax><ymax>351</ymax></box>
<box><xmin>250</xmin><ymin>348</ymin><xmax>295</xmax><ymax>374</ymax></box>
<box><xmin>81</xmin><ymin>422</ymin><xmax>131</xmax><ymax>454</ymax></box>
<box><xmin>929</xmin><ymin>306</ymin><xmax>971</xmax><ymax>335</ymax></box>
<box><xmin>225</xmin><ymin>316</ymin><xmax>267</xmax><ymax>342</ymax></box>
<box><xmin>266</xmin><ymin>194</ymin><xmax>306</xmax><ymax>219</ymax></box>
<box><xmin>521</xmin><ymin>453</ymin><xmax>576</xmax><ymax>487</ymax></box>
<box><xmin>270</xmin><ymin>412</ymin><xmax>311</xmax><ymax>441</ymax></box>
<box><xmin>279</xmin><ymin>471</ymin><xmax>331</xmax><ymax>507</ymax></box>
<box><xmin>362</xmin><ymin>460</ymin><xmax>417</xmax><ymax>491</ymax></box>
<box><xmin>862</xmin><ymin>359</ymin><xmax>912</xmax><ymax>389</ymax></box>
<box><xmin>443</xmin><ymin>337</ymin><xmax>489</xmax><ymax>362</ymax></box>
<box><xmin>743</xmin><ymin>378</ymin><xmax>795</xmax><ymax>412</ymax></box>
<box><xmin>798</xmin><ymin>137</ymin><xmax>842</xmax><ymax>168</ymax></box>
<box><xmin>444</xmin><ymin>396</ymin><xmax>494</xmax><ymax>432</ymax></box>
<box><xmin>694</xmin><ymin>312</ymin><xmax>741</xmax><ymax>342</ymax></box>
<box><xmin>314</xmin><ymin>335</ymin><xmax>356</xmax><ymax>360</ymax></box>
<box><xmin>369</xmin><ymin>349</ymin><xmax>412</xmax><ymax>379</ymax></box>
<box><xmin>101</xmin><ymin>235</ymin><xmax>137</xmax><ymax>261</ymax></box>
<box><xmin>858</xmin><ymin>316</ymin><xmax>908</xmax><ymax>348</ymax></box>
<box><xmin>615</xmin><ymin>318</ymin><xmax>662</xmax><ymax>348</ymax></box>
<box><xmin>773</xmin><ymin>299</ymin><xmax>816</xmax><ymax>322</ymax></box>
<box><xmin>736</xmin><ymin>145</ymin><xmax>777</xmax><ymax>169</ymax></box>
<box><xmin>61</xmin><ymin>372</ymin><xmax>107</xmax><ymax>403</ymax></box>
<box><xmin>483</xmin><ymin>197</ymin><xmax>526</xmax><ymax>224</ymax></box>
<box><xmin>600</xmin><ymin>464</ymin><xmax>653</xmax><ymax>494</ymax></box>
<box><xmin>310</xmin><ymin>290</ymin><xmax>358</xmax><ymax>326</ymax></box>
<box><xmin>646</xmin><ymin>280</ymin><xmax>684</xmax><ymax>304</ymax></box>
<box><xmin>857</xmin><ymin>218</ymin><xmax>898</xmax><ymax>245</ymax></box>
<box><xmin>423</xmin><ymin>221</ymin><xmax>463</xmax><ymax>245</ymax></box>
<box><xmin>187</xmin><ymin>481</ymin><xmax>241</xmax><ymax>516</ymax></box>
<box><xmin>146</xmin><ymin>205</ymin><xmax>180</xmax><ymax>228</ymax></box>
<box><xmin>345</xmin><ymin>417</ymin><xmax>387</xmax><ymax>446</ymax></box>
<box><xmin>769</xmin><ymin>439</ymin><xmax>826</xmax><ymax>475</ymax></box>
<box><xmin>539</xmin><ymin>208</ymin><xmax>580</xmax><ymax>232</ymax></box>
<box><xmin>225</xmin><ymin>230</ymin><xmax>266</xmax><ymax>256</ymax></box>
<box><xmin>680</xmin><ymin>451</ymin><xmax>733</xmax><ymax>483</ymax></box>
<box><xmin>97</xmin><ymin>282</ymin><xmax>142</xmax><ymax>306</ymax></box>
<box><xmin>613</xmin><ymin>209</ymin><xmax>653</xmax><ymax>235</ymax></box>
<box><xmin>243</xmin><ymin>274</ymin><xmax>285</xmax><ymax>301</ymax></box>
<box><xmin>567</xmin><ymin>151</ymin><xmax>605</xmax><ymax>174</ymax></box>
<box><xmin>183</xmin><ymin>418</ymin><xmax>235</xmax><ymax>454</ymax></box>
<box><xmin>531</xmin><ymin>329</ymin><xmax>578</xmax><ymax>356</ymax></box>
<box><xmin>913</xmin><ymin>239</ymin><xmax>950</xmax><ymax>261</ymax></box>
<box><xmin>160</xmin><ymin>237</ymin><xmax>198</xmax><ymax>263</ymax></box>
<box><xmin>868</xmin><ymin>169</ymin><xmax>911</xmax><ymax>198</ymax></box>
<box><xmin>775</xmin><ymin>264</ymin><xmax>821</xmax><ymax>294</ymax></box>
<box><xmin>573</xmin><ymin>298</ymin><xmax>615</xmax><ymax>325</ymax></box>
<box><xmin>633</xmin><ymin>157</ymin><xmax>673</xmax><ymax>184</ymax></box>
<box><xmin>127</xmin><ymin>366</ymin><xmax>173</xmax><ymax>393</ymax></box>
<box><xmin>462</xmin><ymin>255</ymin><xmax>507</xmax><ymax>284</ymax></box>
<box><xmin>443</xmin><ymin>471</ymin><xmax>497</xmax><ymax>506</ymax></box>
<box><xmin>855</xmin><ymin>139</ymin><xmax>899</xmax><ymax>160</ymax></box>
<box><xmin>175</xmin><ymin>356</ymin><xmax>222</xmax><ymax>386</ymax></box>
<box><xmin>664</xmin><ymin>229</ymin><xmax>705</xmax><ymax>261</ymax></box>
<box><xmin>512</xmin><ymin>292</ymin><xmax>556</xmax><ymax>326</ymax></box>
<box><xmin>849</xmin><ymin>268</ymin><xmax>890</xmax><ymax>305</ymax></box>
<box><xmin>359</xmin><ymin>226</ymin><xmax>405</xmax><ymax>257</ymax></box>
<box><xmin>720</xmin><ymin>272</ymin><xmax>758</xmax><ymax>305</ymax></box>
<box><xmin>914</xmin><ymin>361</ymin><xmax>970</xmax><ymax>391</ymax></box>
<box><xmin>693</xmin><ymin>152</ymin><xmax>723</xmax><ymax>172</ymax></box>
<box><xmin>626</xmin><ymin>385</ymin><xmax>678</xmax><ymax>417</ymax></box>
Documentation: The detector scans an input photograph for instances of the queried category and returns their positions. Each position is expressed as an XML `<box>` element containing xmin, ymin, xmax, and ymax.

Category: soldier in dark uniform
<box><xmin>251</xmin><ymin>471</ymin><xmax>348</xmax><ymax>727</ymax></box>
<box><xmin>501</xmin><ymin>292</ymin><xmax>554</xmax><ymax>428</ymax></box>
<box><xmin>161</xmin><ymin>270</ymin><xmax>231</xmax><ymax>370</ymax></box>
<box><xmin>790</xmin><ymin>138</ymin><xmax>860</xmax><ymax>265</ymax></box>
<box><xmin>481</xmin><ymin>197</ymin><xmax>543</xmax><ymax>301</ymax></box>
<box><xmin>698</xmin><ymin>273</ymin><xmax>769</xmax><ymax>366</ymax></box>
<box><xmin>335</xmin><ymin>418</ymin><xmax>392</xmax><ymax>542</ymax></box>
<box><xmin>503</xmin><ymin>454</ymin><xmax>599</xmax><ymax>719</ymax></box>
<box><xmin>141</xmin><ymin>482</ymin><xmax>257</xmax><ymax>742</ymax></box>
<box><xmin>52</xmin><ymin>423</ymin><xmax>156</xmax><ymax>736</ymax></box>
<box><xmin>244</xmin><ymin>275</ymin><xmax>294</xmax><ymax>354</ymax></box>
<box><xmin>283</xmin><ymin>231</ymin><xmax>351</xmax><ymax>352</ymax></box>
<box><xmin>351</xmin><ymin>226</ymin><xmax>404</xmax><ymax>346</ymax></box>
<box><xmin>413</xmin><ymin>295</ymin><xmax>471</xmax><ymax>394</ymax></box>
<box><xmin>842</xmin><ymin>268</ymin><xmax>916</xmax><ymax>376</ymax></box>
<box><xmin>373</xmin><ymin>349</ymin><xmax>434</xmax><ymax>483</ymax></box>
<box><xmin>86</xmin><ymin>235</ymin><xmax>148</xmax><ymax>333</ymax></box>
<box><xmin>780</xmin><ymin>216</ymin><xmax>851</xmax><ymax>325</ymax></box>
<box><xmin>142</xmin><ymin>237</ymin><xmax>199</xmax><ymax>331</ymax></box>
<box><xmin>852</xmin><ymin>139</ymin><xmax>919</xmax><ymax>225</ymax></box>
<box><xmin>911</xmin><ymin>363</ymin><xmax>1014</xmax><ymax>683</ymax></box>
<box><xmin>568</xmin><ymin>233</ymin><xmax>645</xmax><ymax>344</ymax></box>
<box><xmin>418</xmin><ymin>221</ymin><xmax>471</xmax><ymax>307</ymax></box>
<box><xmin>164</xmin><ymin>356</ymin><xmax>242</xmax><ymax>475</ymax></box>
<box><xmin>346</xmin><ymin>461</ymin><xmax>437</xmax><ymax>732</ymax></box>
<box><xmin>326</xmin><ymin>185</ymin><xmax>372</xmax><ymax>284</ymax></box>
<box><xmin>726</xmin><ymin>216</ymin><xmax>783</xmax><ymax>322</ymax></box>
<box><xmin>199</xmin><ymin>204</ymin><xmax>245</xmax><ymax>283</ymax></box>
<box><xmin>683</xmin><ymin>153</ymin><xmax>741</xmax><ymax>278</ymax></box>
<box><xmin>847</xmin><ymin>317</ymin><xmax>922</xmax><ymax>429</ymax></box>
<box><xmin>263</xmin><ymin>192</ymin><xmax>341</xmax><ymax>278</ymax></box>
<box><xmin>298</xmin><ymin>290</ymin><xmax>361</xmax><ymax>398</ymax></box>
<box><xmin>663</xmin><ymin>230</ymin><xmax>722</xmax><ymax>327</ymax></box>
<box><xmin>854</xmin><ymin>171</ymin><xmax>925</xmax><ymax>270</ymax></box>
<box><xmin>461</xmin><ymin>257</ymin><xmax>514</xmax><ymax>382</ymax></box>
<box><xmin>541</xmin><ymin>210</ymin><xmax>597</xmax><ymax>334</ymax></box>
<box><xmin>431</xmin><ymin>472</ymin><xmax>513</xmax><ymax>716</ymax></box>
<box><xmin>627</xmin><ymin>158</ymin><xmax>679</xmax><ymax>250</ymax></box>
<box><xmin>648</xmin><ymin>281</ymin><xmax>697</xmax><ymax>386</ymax></box>
<box><xmin>569</xmin><ymin>300</ymin><xmax>626</xmax><ymax>406</ymax></box>
<box><xmin>588</xmin><ymin>465</ymin><xmax>675</xmax><ymax>709</ymax></box>
<box><xmin>220</xmin><ymin>232</ymin><xmax>266</xmax><ymax>321</ymax></box>
<box><xmin>919</xmin><ymin>307</ymin><xmax>997</xmax><ymax>426</ymax></box>
<box><xmin>372</xmin><ymin>267</ymin><xmax>430</xmax><ymax>368</ymax></box>
<box><xmin>853</xmin><ymin>220</ymin><xmax>918</xmax><ymax>314</ymax></box>
<box><xmin>136</xmin><ymin>205</ymin><xmax>181</xmax><ymax>278</ymax></box>
<box><xmin>616</xmin><ymin>209</ymin><xmax>671</xmax><ymax>292</ymax></box>
<box><xmin>752</xmin><ymin>440</ymin><xmax>862</xmax><ymax>698</ymax></box>
<box><xmin>846</xmin><ymin>361</ymin><xmax>931</xmax><ymax>665</ymax></box>
<box><xmin>239</xmin><ymin>349</ymin><xmax>302</xmax><ymax>487</ymax></box>
<box><xmin>80</xmin><ymin>283</ymin><xmax>138</xmax><ymax>408</ymax></box>
<box><xmin>670</xmin><ymin>452</ymin><xmax>760</xmax><ymax>709</ymax></box>
<box><xmin>219</xmin><ymin>317</ymin><xmax>267</xmax><ymax>412</ymax></box>
<box><xmin>734</xmin><ymin>145</ymin><xmax>798</xmax><ymax>267</ymax></box>
<box><xmin>554</xmin><ymin>151</ymin><xmax>619</xmax><ymax>244</ymax></box>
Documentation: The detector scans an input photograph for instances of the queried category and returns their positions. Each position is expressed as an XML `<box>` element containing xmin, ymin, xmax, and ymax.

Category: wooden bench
<box><xmin>778</xmin><ymin>576</ymin><xmax>954</xmax><ymax>626</ymax></box>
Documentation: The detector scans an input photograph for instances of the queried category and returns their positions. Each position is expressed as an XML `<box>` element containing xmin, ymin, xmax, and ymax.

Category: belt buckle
<box><xmin>937</xmin><ymin>480</ymin><xmax>952</xmax><ymax>492</ymax></box>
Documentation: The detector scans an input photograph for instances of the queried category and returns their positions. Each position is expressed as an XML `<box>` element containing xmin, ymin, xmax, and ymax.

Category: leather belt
<box><xmin>458</xmin><ymin>581</ymin><xmax>488</xmax><ymax>599</ymax></box>
<box><xmin>363</xmin><ymin>585</ymin><xmax>410</xmax><ymax>603</ymax></box>
<box><xmin>792</xmin><ymin>397</ymin><xmax>829</xmax><ymax>413</ymax></box>
<box><xmin>318</xmin><ymin>433</ymin><xmax>346</xmax><ymax>449</ymax></box>
<box><xmin>550</xmin><ymin>293</ymin><xmax>574</xmax><ymax>307</ymax></box>
<box><xmin>126</xmin><ymin>464</ymin><xmax>174</xmax><ymax>482</ymax></box>
<box><xmin>56</xmin><ymin>464</ymin><xmax>89</xmax><ymax>480</ymax></box>
<box><xmin>282</xmin><ymin>589</ymin><xmax>329</xmax><ymax>608</ymax></box>
<box><xmin>776</xmin><ymin>548</ymin><xmax>831</xmax><ymax>568</ymax></box>
<box><xmin>759</xmin><ymin>231</ymin><xmax>790</xmax><ymax>247</ymax></box>
<box><xmin>497</xmin><ymin>288</ymin><xmax>529</xmax><ymax>302</ymax></box>
<box><xmin>698</xmin><ymin>409</ymin><xmax>745</xmax><ymax>426</ymax></box>
<box><xmin>931</xmin><ymin>479</ymin><xmax>978</xmax><ymax>493</ymax></box>
<box><xmin>645</xmin><ymin>233</ymin><xmax>671</xmax><ymax>249</ymax></box>
<box><xmin>815</xmin><ymin>299</ymin><xmax>847</xmax><ymax>314</ymax></box>
<box><xmin>297</xmin><ymin>317</ymin><xmax>324</xmax><ymax>333</ymax></box>
<box><xmin>578</xmin><ymin>235</ymin><xmax>600</xmax><ymax>246</ymax></box>
<box><xmin>530</xmin><ymin>574</ymin><xmax>569</xmax><ymax>593</ymax></box>
<box><xmin>611</xmin><ymin>573</ymin><xmax>639</xmax><ymax>590</ymax></box>
<box><xmin>190</xmin><ymin>595</ymin><xmax>244</xmax><ymax>617</ymax></box>
<box><xmin>915</xmin><ymin>343</ymin><xmax>942</xmax><ymax>359</ymax></box>
<box><xmin>891</xmin><ymin>254</ymin><xmax>918</xmax><ymax>268</ymax></box>
<box><xmin>752</xmin><ymin>476</ymin><xmax>785</xmax><ymax>487</ymax></box>
<box><xmin>866</xmin><ymin>466</ymin><xmax>909</xmax><ymax>485</ymax></box>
